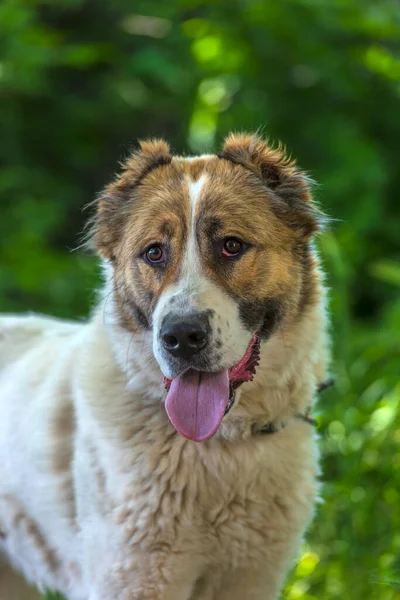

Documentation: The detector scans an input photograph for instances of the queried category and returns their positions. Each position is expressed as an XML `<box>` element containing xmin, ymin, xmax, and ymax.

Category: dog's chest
<box><xmin>108</xmin><ymin>437</ymin><xmax>284</xmax><ymax>569</ymax></box>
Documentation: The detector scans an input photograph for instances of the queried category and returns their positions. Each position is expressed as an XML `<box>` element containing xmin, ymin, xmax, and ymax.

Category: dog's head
<box><xmin>90</xmin><ymin>133</ymin><xmax>323</xmax><ymax>441</ymax></box>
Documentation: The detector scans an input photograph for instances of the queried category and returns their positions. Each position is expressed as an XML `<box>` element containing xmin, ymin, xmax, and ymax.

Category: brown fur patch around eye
<box><xmin>87</xmin><ymin>139</ymin><xmax>172</xmax><ymax>260</ymax></box>
<box><xmin>101</xmin><ymin>162</ymin><xmax>192</xmax><ymax>331</ymax></box>
<box><xmin>189</xmin><ymin>154</ymin><xmax>322</xmax><ymax>327</ymax></box>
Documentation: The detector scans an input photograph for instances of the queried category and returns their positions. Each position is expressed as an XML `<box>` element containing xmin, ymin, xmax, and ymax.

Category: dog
<box><xmin>0</xmin><ymin>133</ymin><xmax>330</xmax><ymax>600</ymax></box>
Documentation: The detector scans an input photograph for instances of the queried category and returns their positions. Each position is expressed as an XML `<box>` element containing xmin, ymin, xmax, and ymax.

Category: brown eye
<box><xmin>145</xmin><ymin>245</ymin><xmax>165</xmax><ymax>264</ymax></box>
<box><xmin>222</xmin><ymin>238</ymin><xmax>243</xmax><ymax>257</ymax></box>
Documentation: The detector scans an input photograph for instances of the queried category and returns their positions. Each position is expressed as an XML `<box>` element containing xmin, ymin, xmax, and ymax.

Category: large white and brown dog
<box><xmin>0</xmin><ymin>134</ymin><xmax>330</xmax><ymax>600</ymax></box>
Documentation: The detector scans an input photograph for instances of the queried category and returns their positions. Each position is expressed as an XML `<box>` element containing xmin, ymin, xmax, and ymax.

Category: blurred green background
<box><xmin>0</xmin><ymin>0</ymin><xmax>399</xmax><ymax>599</ymax></box>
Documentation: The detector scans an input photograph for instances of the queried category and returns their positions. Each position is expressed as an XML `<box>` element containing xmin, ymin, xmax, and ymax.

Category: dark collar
<box><xmin>253</xmin><ymin>409</ymin><xmax>317</xmax><ymax>436</ymax></box>
<box><xmin>252</xmin><ymin>378</ymin><xmax>333</xmax><ymax>436</ymax></box>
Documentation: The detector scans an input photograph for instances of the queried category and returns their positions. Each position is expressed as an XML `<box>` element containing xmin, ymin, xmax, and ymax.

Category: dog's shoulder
<box><xmin>0</xmin><ymin>313</ymin><xmax>82</xmax><ymax>371</ymax></box>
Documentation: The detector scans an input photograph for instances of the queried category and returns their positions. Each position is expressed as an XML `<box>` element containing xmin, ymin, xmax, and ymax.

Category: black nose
<box><xmin>161</xmin><ymin>315</ymin><xmax>209</xmax><ymax>359</ymax></box>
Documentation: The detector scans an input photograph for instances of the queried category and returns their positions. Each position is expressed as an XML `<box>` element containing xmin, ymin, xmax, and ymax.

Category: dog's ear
<box><xmin>118</xmin><ymin>139</ymin><xmax>172</xmax><ymax>187</ymax></box>
<box><xmin>219</xmin><ymin>133</ymin><xmax>322</xmax><ymax>236</ymax></box>
<box><xmin>89</xmin><ymin>139</ymin><xmax>172</xmax><ymax>259</ymax></box>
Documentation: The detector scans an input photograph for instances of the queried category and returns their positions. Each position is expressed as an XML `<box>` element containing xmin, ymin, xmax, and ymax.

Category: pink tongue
<box><xmin>165</xmin><ymin>370</ymin><xmax>230</xmax><ymax>442</ymax></box>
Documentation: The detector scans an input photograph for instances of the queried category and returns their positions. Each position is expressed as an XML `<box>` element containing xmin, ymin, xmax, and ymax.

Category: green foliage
<box><xmin>1</xmin><ymin>0</ymin><xmax>399</xmax><ymax>599</ymax></box>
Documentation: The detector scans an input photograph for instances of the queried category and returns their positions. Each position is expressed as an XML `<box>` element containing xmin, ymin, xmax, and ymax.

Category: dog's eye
<box><xmin>145</xmin><ymin>245</ymin><xmax>165</xmax><ymax>265</ymax></box>
<box><xmin>222</xmin><ymin>238</ymin><xmax>243</xmax><ymax>257</ymax></box>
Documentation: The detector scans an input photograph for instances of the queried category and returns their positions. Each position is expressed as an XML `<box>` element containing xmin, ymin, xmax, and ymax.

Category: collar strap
<box><xmin>317</xmin><ymin>378</ymin><xmax>334</xmax><ymax>393</ymax></box>
<box><xmin>252</xmin><ymin>378</ymin><xmax>334</xmax><ymax>436</ymax></box>
<box><xmin>252</xmin><ymin>409</ymin><xmax>316</xmax><ymax>436</ymax></box>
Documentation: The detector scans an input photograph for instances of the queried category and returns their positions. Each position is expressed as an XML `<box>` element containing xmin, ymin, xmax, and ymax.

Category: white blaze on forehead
<box><xmin>152</xmin><ymin>173</ymin><xmax>208</xmax><ymax>316</ymax></box>
<box><xmin>180</xmin><ymin>174</ymin><xmax>208</xmax><ymax>295</ymax></box>
<box><xmin>188</xmin><ymin>173</ymin><xmax>207</xmax><ymax>213</ymax></box>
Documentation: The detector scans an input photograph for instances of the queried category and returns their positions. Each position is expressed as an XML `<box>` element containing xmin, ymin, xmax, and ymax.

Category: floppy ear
<box><xmin>89</xmin><ymin>139</ymin><xmax>172</xmax><ymax>259</ymax></box>
<box><xmin>219</xmin><ymin>133</ymin><xmax>322</xmax><ymax>236</ymax></box>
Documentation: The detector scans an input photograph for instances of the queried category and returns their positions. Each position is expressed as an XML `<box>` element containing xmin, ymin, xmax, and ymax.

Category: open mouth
<box><xmin>163</xmin><ymin>335</ymin><xmax>260</xmax><ymax>442</ymax></box>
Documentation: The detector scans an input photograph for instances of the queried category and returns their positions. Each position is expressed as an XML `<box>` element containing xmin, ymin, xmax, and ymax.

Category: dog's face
<box><xmin>92</xmin><ymin>134</ymin><xmax>321</xmax><ymax>440</ymax></box>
